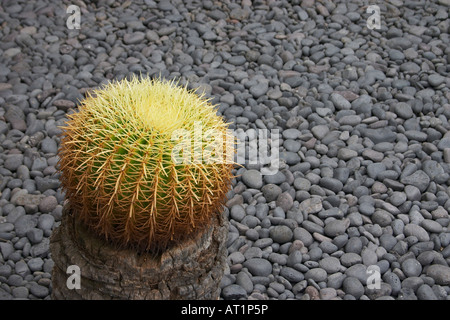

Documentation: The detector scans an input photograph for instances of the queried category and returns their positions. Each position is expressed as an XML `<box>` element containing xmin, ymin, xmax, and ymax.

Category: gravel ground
<box><xmin>0</xmin><ymin>0</ymin><xmax>450</xmax><ymax>300</ymax></box>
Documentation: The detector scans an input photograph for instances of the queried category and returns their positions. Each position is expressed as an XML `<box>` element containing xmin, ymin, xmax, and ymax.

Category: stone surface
<box><xmin>426</xmin><ymin>265</ymin><xmax>450</xmax><ymax>285</ymax></box>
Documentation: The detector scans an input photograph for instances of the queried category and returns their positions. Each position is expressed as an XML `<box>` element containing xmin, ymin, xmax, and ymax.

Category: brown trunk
<box><xmin>50</xmin><ymin>204</ymin><xmax>228</xmax><ymax>299</ymax></box>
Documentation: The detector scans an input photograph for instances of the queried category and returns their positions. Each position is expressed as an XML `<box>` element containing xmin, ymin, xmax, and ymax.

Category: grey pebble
<box><xmin>236</xmin><ymin>271</ymin><xmax>253</xmax><ymax>294</ymax></box>
<box><xmin>337</xmin><ymin>148</ymin><xmax>358</xmax><ymax>161</ymax></box>
<box><xmin>241</xmin><ymin>170</ymin><xmax>263</xmax><ymax>189</ymax></box>
<box><xmin>261</xmin><ymin>184</ymin><xmax>282</xmax><ymax>202</ymax></box>
<box><xmin>12</xmin><ymin>286</ymin><xmax>29</xmax><ymax>299</ymax></box>
<box><xmin>401</xmin><ymin>259</ymin><xmax>422</xmax><ymax>277</ymax></box>
<box><xmin>345</xmin><ymin>237</ymin><xmax>363</xmax><ymax>254</ymax></box>
<box><xmin>4</xmin><ymin>154</ymin><xmax>24</xmax><ymax>171</ymax></box>
<box><xmin>319</xmin><ymin>177</ymin><xmax>343</xmax><ymax>193</ymax></box>
<box><xmin>27</xmin><ymin>228</ymin><xmax>44</xmax><ymax>244</ymax></box>
<box><xmin>361</xmin><ymin>248</ymin><xmax>377</xmax><ymax>266</ymax></box>
<box><xmin>299</xmin><ymin>198</ymin><xmax>322</xmax><ymax>214</ymax></box>
<box><xmin>29</xmin><ymin>282</ymin><xmax>49</xmax><ymax>299</ymax></box>
<box><xmin>40</xmin><ymin>137</ymin><xmax>57</xmax><ymax>154</ymax></box>
<box><xmin>361</xmin><ymin>128</ymin><xmax>397</xmax><ymax>144</ymax></box>
<box><xmin>319</xmin><ymin>257</ymin><xmax>341</xmax><ymax>274</ymax></box>
<box><xmin>123</xmin><ymin>32</ymin><xmax>145</xmax><ymax>45</ymax></box>
<box><xmin>426</xmin><ymin>265</ymin><xmax>450</xmax><ymax>285</ymax></box>
<box><xmin>30</xmin><ymin>238</ymin><xmax>50</xmax><ymax>258</ymax></box>
<box><xmin>7</xmin><ymin>274</ymin><xmax>24</xmax><ymax>287</ymax></box>
<box><xmin>420</xmin><ymin>219</ymin><xmax>443</xmax><ymax>233</ymax></box>
<box><xmin>416</xmin><ymin>284</ymin><xmax>438</xmax><ymax>300</ymax></box>
<box><xmin>371</xmin><ymin>210</ymin><xmax>393</xmax><ymax>227</ymax></box>
<box><xmin>340</xmin><ymin>252</ymin><xmax>362</xmax><ymax>267</ymax></box>
<box><xmin>269</xmin><ymin>225</ymin><xmax>293</xmax><ymax>244</ymax></box>
<box><xmin>404</xmin><ymin>224</ymin><xmax>430</xmax><ymax>242</ymax></box>
<box><xmin>287</xmin><ymin>251</ymin><xmax>303</xmax><ymax>267</ymax></box>
<box><xmin>302</xmin><ymin>221</ymin><xmax>324</xmax><ymax>235</ymax></box>
<box><xmin>401</xmin><ymin>276</ymin><xmax>424</xmax><ymax>292</ymax></box>
<box><xmin>359</xmin><ymin>202</ymin><xmax>375</xmax><ymax>216</ymax></box>
<box><xmin>305</xmin><ymin>268</ymin><xmax>327</xmax><ymax>282</ymax></box>
<box><xmin>249</xmin><ymin>82</ymin><xmax>268</xmax><ymax>99</ymax></box>
<box><xmin>389</xmin><ymin>192</ymin><xmax>407</xmax><ymax>206</ymax></box>
<box><xmin>324</xmin><ymin>219</ymin><xmax>349</xmax><ymax>237</ymax></box>
<box><xmin>27</xmin><ymin>257</ymin><xmax>44</xmax><ymax>272</ymax></box>
<box><xmin>331</xmin><ymin>93</ymin><xmax>351</xmax><ymax>110</ymax></box>
<box><xmin>0</xmin><ymin>242</ymin><xmax>14</xmax><ymax>259</ymax></box>
<box><xmin>14</xmin><ymin>215</ymin><xmax>38</xmax><ymax>237</ymax></box>
<box><xmin>243</xmin><ymin>258</ymin><xmax>272</xmax><ymax>277</ymax></box>
<box><xmin>38</xmin><ymin>214</ymin><xmax>55</xmax><ymax>231</ymax></box>
<box><xmin>327</xmin><ymin>272</ymin><xmax>346</xmax><ymax>290</ymax></box>
<box><xmin>394</xmin><ymin>102</ymin><xmax>413</xmax><ymax>119</ymax></box>
<box><xmin>276</xmin><ymin>192</ymin><xmax>293</xmax><ymax>212</ymax></box>
<box><xmin>230</xmin><ymin>205</ymin><xmax>245</xmax><ymax>222</ymax></box>
<box><xmin>400</xmin><ymin>170</ymin><xmax>430</xmax><ymax>193</ymax></box>
<box><xmin>280</xmin><ymin>266</ymin><xmax>304</xmax><ymax>283</ymax></box>
<box><xmin>38</xmin><ymin>196</ymin><xmax>58</xmax><ymax>213</ymax></box>
<box><xmin>293</xmin><ymin>227</ymin><xmax>313</xmax><ymax>247</ymax></box>
<box><xmin>427</xmin><ymin>74</ymin><xmax>445</xmax><ymax>87</ymax></box>
<box><xmin>342</xmin><ymin>277</ymin><xmax>365</xmax><ymax>299</ymax></box>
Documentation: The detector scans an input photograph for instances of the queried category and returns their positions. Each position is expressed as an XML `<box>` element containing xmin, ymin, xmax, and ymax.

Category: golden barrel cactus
<box><xmin>58</xmin><ymin>77</ymin><xmax>234</xmax><ymax>252</ymax></box>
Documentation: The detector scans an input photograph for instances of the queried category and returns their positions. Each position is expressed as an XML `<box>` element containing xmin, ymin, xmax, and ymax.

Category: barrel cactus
<box><xmin>58</xmin><ymin>76</ymin><xmax>234</xmax><ymax>252</ymax></box>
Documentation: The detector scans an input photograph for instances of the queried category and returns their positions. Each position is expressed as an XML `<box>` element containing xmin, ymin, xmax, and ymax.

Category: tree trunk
<box><xmin>50</xmin><ymin>204</ymin><xmax>228</xmax><ymax>300</ymax></box>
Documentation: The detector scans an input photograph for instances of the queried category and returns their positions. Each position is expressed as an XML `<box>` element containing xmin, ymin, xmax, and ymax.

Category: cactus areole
<box><xmin>58</xmin><ymin>77</ymin><xmax>234</xmax><ymax>253</ymax></box>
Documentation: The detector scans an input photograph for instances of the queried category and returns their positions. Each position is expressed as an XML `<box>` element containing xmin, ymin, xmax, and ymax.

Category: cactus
<box><xmin>58</xmin><ymin>76</ymin><xmax>234</xmax><ymax>252</ymax></box>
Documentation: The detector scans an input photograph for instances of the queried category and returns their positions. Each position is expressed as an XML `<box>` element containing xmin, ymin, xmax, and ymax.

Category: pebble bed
<box><xmin>0</xmin><ymin>0</ymin><xmax>450</xmax><ymax>300</ymax></box>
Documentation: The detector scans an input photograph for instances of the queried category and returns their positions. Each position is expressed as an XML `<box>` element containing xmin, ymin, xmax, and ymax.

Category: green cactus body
<box><xmin>59</xmin><ymin>77</ymin><xmax>234</xmax><ymax>252</ymax></box>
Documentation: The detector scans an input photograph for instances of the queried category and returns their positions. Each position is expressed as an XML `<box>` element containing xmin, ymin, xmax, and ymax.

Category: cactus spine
<box><xmin>58</xmin><ymin>77</ymin><xmax>234</xmax><ymax>252</ymax></box>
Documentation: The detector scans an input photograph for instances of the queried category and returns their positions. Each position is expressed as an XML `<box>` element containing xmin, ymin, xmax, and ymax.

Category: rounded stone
<box><xmin>345</xmin><ymin>237</ymin><xmax>363</xmax><ymax>254</ymax></box>
<box><xmin>331</xmin><ymin>93</ymin><xmax>351</xmax><ymax>110</ymax></box>
<box><xmin>222</xmin><ymin>284</ymin><xmax>248</xmax><ymax>300</ymax></box>
<box><xmin>40</xmin><ymin>137</ymin><xmax>58</xmax><ymax>154</ymax></box>
<box><xmin>401</xmin><ymin>258</ymin><xmax>422</xmax><ymax>277</ymax></box>
<box><xmin>27</xmin><ymin>257</ymin><xmax>44</xmax><ymax>272</ymax></box>
<box><xmin>230</xmin><ymin>205</ymin><xmax>246</xmax><ymax>222</ymax></box>
<box><xmin>319</xmin><ymin>256</ymin><xmax>341</xmax><ymax>274</ymax></box>
<box><xmin>12</xmin><ymin>286</ymin><xmax>29</xmax><ymax>299</ymax></box>
<box><xmin>420</xmin><ymin>220</ymin><xmax>443</xmax><ymax>233</ymax></box>
<box><xmin>276</xmin><ymin>192</ymin><xmax>294</xmax><ymax>212</ymax></box>
<box><xmin>38</xmin><ymin>196</ymin><xmax>58</xmax><ymax>213</ymax></box>
<box><xmin>241</xmin><ymin>170</ymin><xmax>263</xmax><ymax>189</ymax></box>
<box><xmin>243</xmin><ymin>258</ymin><xmax>273</xmax><ymax>277</ymax></box>
<box><xmin>14</xmin><ymin>215</ymin><xmax>37</xmax><ymax>237</ymax></box>
<box><xmin>342</xmin><ymin>277</ymin><xmax>364</xmax><ymax>299</ymax></box>
<box><xmin>324</xmin><ymin>219</ymin><xmax>349</xmax><ymax>237</ymax></box>
<box><xmin>280</xmin><ymin>266</ymin><xmax>304</xmax><ymax>283</ymax></box>
<box><xmin>389</xmin><ymin>192</ymin><xmax>407</xmax><ymax>206</ymax></box>
<box><xmin>426</xmin><ymin>264</ymin><xmax>450</xmax><ymax>285</ymax></box>
<box><xmin>269</xmin><ymin>225</ymin><xmax>293</xmax><ymax>244</ymax></box>
<box><xmin>261</xmin><ymin>184</ymin><xmax>282</xmax><ymax>202</ymax></box>
<box><xmin>305</xmin><ymin>268</ymin><xmax>327</xmax><ymax>282</ymax></box>
<box><xmin>293</xmin><ymin>227</ymin><xmax>314</xmax><ymax>247</ymax></box>
<box><xmin>404</xmin><ymin>224</ymin><xmax>430</xmax><ymax>242</ymax></box>
<box><xmin>38</xmin><ymin>214</ymin><xmax>55</xmax><ymax>231</ymax></box>
<box><xmin>123</xmin><ymin>32</ymin><xmax>145</xmax><ymax>45</ymax></box>
<box><xmin>235</xmin><ymin>272</ymin><xmax>253</xmax><ymax>294</ymax></box>
<box><xmin>416</xmin><ymin>284</ymin><xmax>438</xmax><ymax>300</ymax></box>
<box><xmin>29</xmin><ymin>282</ymin><xmax>49</xmax><ymax>298</ymax></box>
<box><xmin>394</xmin><ymin>102</ymin><xmax>413</xmax><ymax>119</ymax></box>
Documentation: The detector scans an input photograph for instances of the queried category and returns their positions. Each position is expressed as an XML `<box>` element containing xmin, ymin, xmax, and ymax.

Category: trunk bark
<box><xmin>50</xmin><ymin>204</ymin><xmax>228</xmax><ymax>300</ymax></box>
